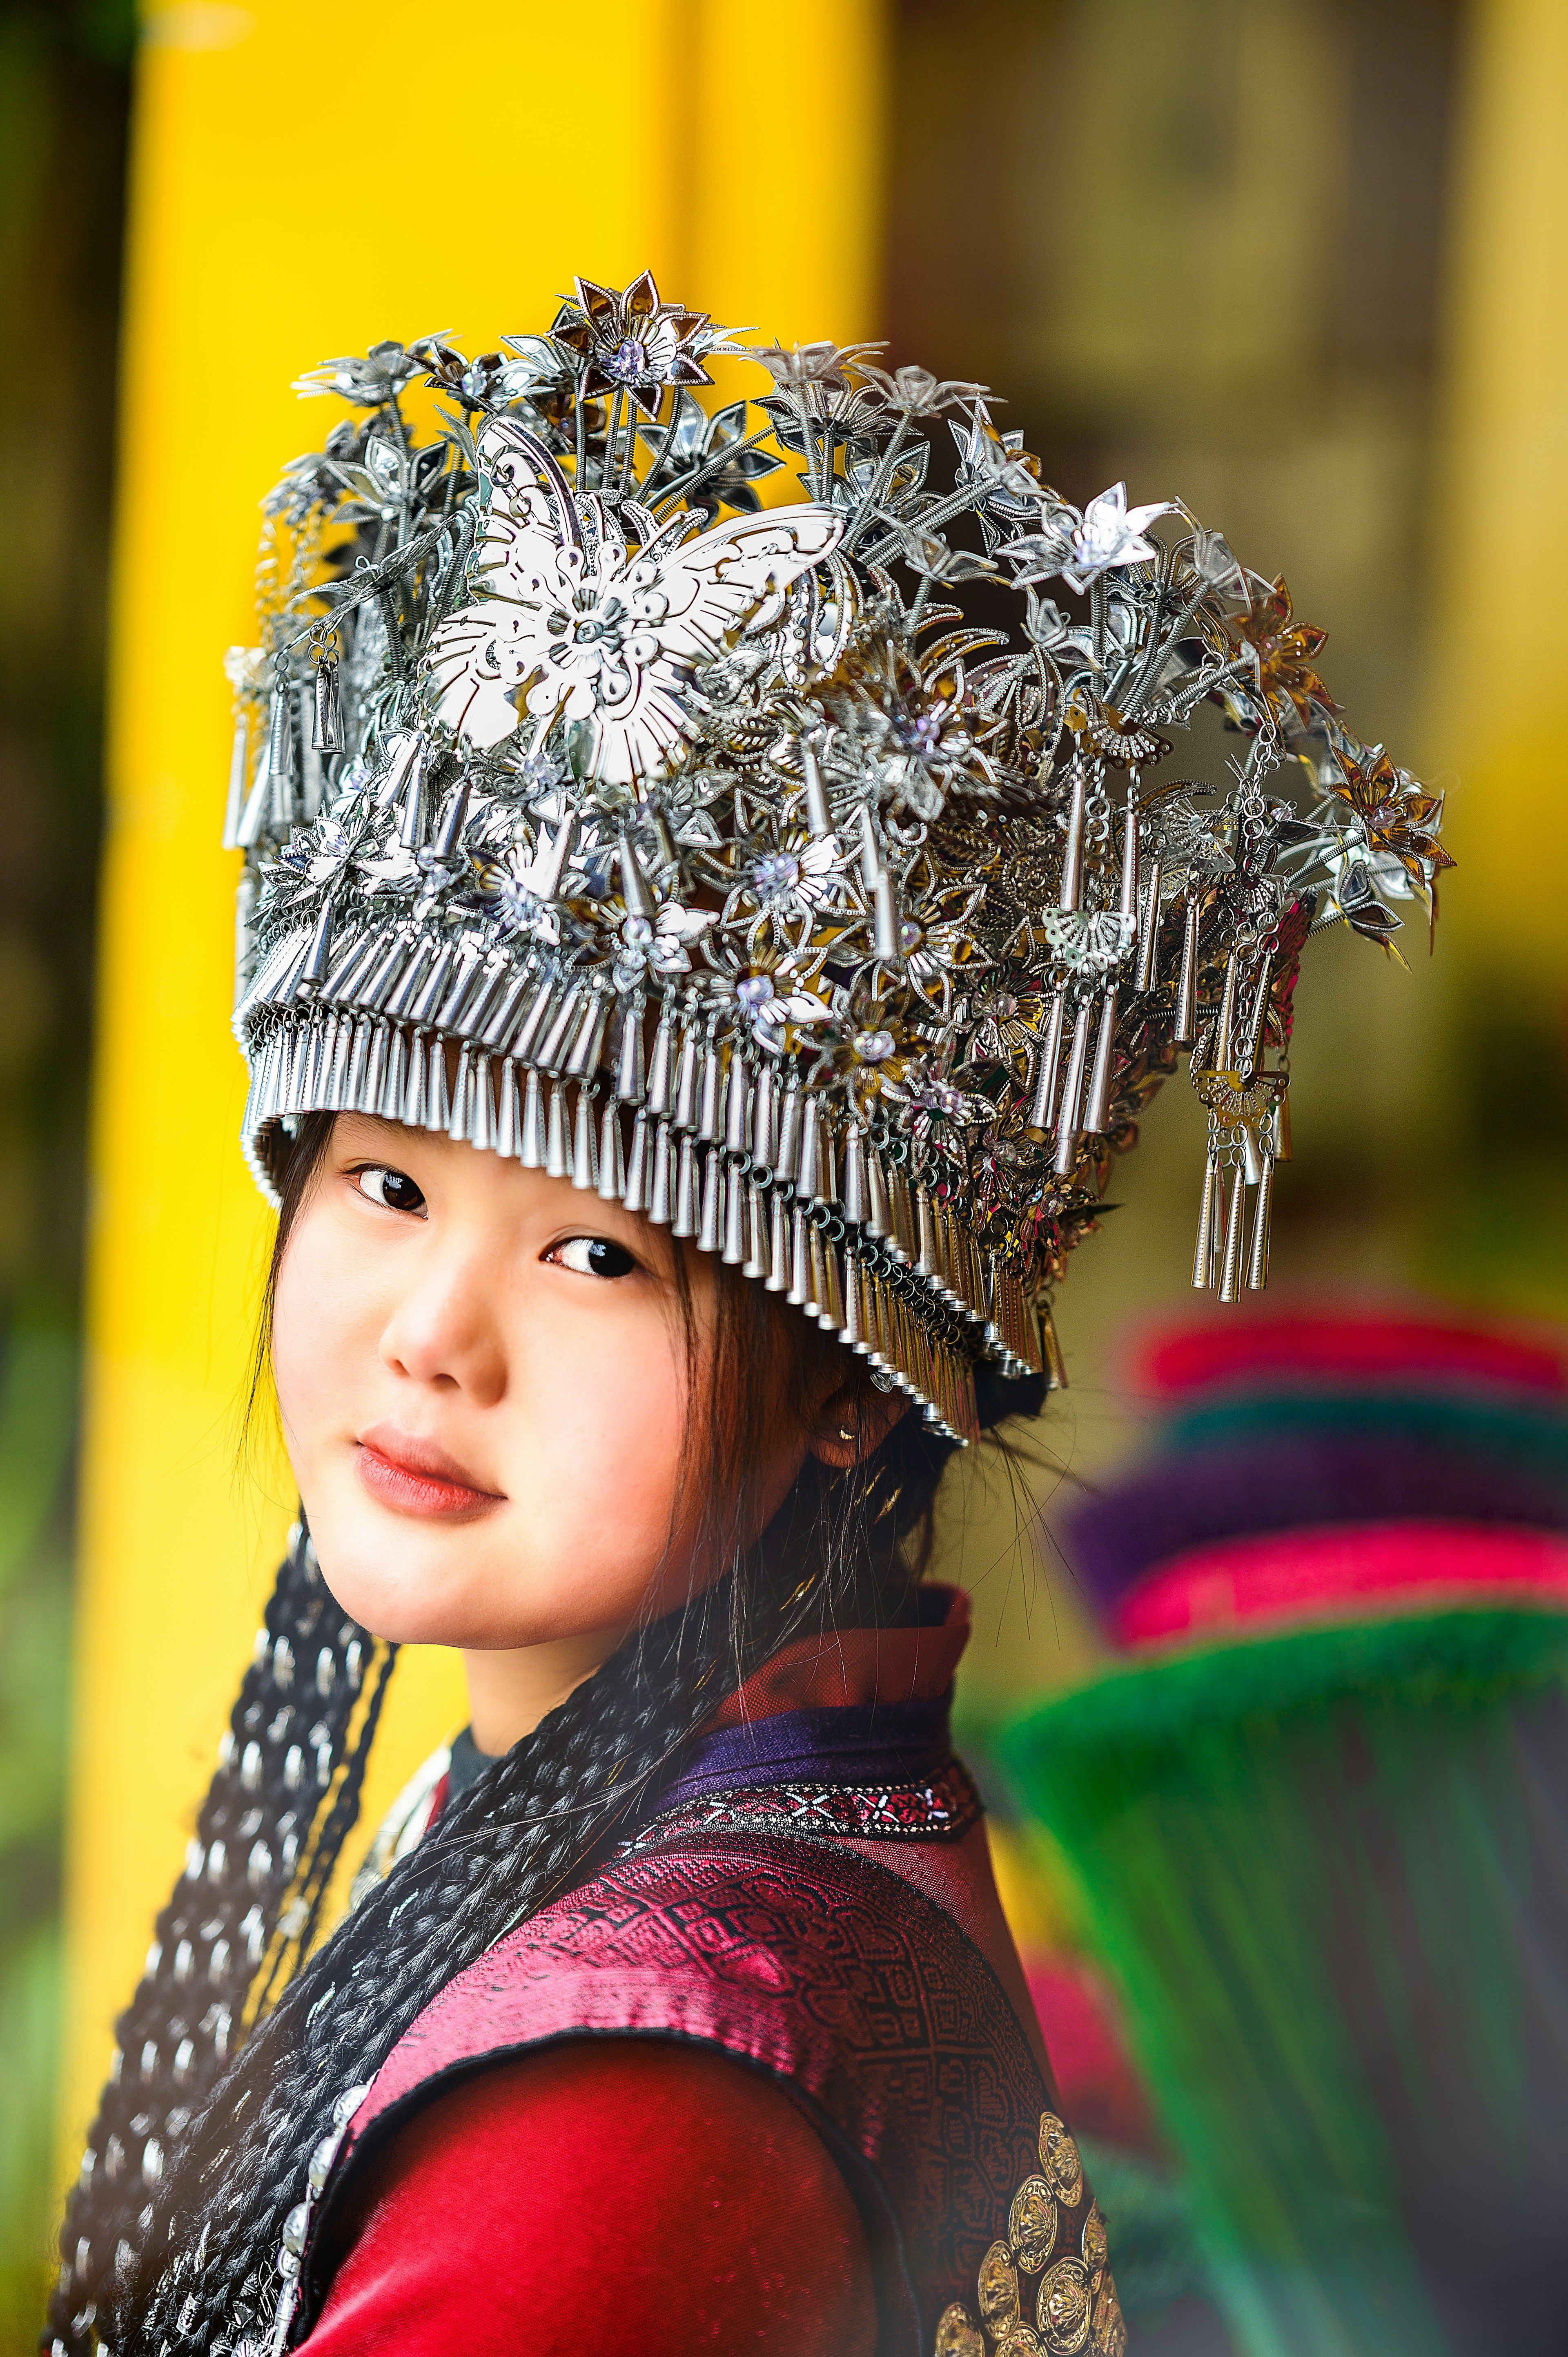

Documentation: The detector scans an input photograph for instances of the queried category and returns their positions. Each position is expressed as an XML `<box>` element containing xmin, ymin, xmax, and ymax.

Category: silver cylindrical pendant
<box><xmin>1083</xmin><ymin>987</ymin><xmax>1120</xmax><ymax>1136</ymax></box>
<box><xmin>1214</xmin><ymin>950</ymin><xmax>1240</xmax><ymax>1072</ymax></box>
<box><xmin>1058</xmin><ymin>766</ymin><xmax>1086</xmax><ymax>911</ymax></box>
<box><xmin>752</xmin><ymin>1061</ymin><xmax>776</xmax><ymax>1168</ymax></box>
<box><xmin>673</xmin><ymin>1026</ymin><xmax>699</xmax><ymax>1130</ymax></box>
<box><xmin>267</xmin><ymin>682</ymin><xmax>295</xmax><ymax>783</ymax></box>
<box><xmin>775</xmin><ymin>1077</ymin><xmax>802</xmax><ymax>1185</ymax></box>
<box><xmin>1192</xmin><ymin>1154</ymin><xmax>1219</xmax><ymax>1290</ymax></box>
<box><xmin>1174</xmin><ymin>899</ymin><xmax>1200</xmax><ymax>1046</ymax></box>
<box><xmin>802</xmin><ymin>740</ymin><xmax>833</xmax><ymax>839</ymax></box>
<box><xmin>312</xmin><ymin>658</ymin><xmax>344</xmax><ymax>752</ymax></box>
<box><xmin>721</xmin><ymin>1163</ymin><xmax>745</xmax><ymax>1264</ymax></box>
<box><xmin>622</xmin><ymin>1109</ymin><xmax>650</xmax><ymax>1211</ymax></box>
<box><xmin>1025</xmin><ymin>988</ymin><xmax>1067</xmax><ymax>1141</ymax></box>
<box><xmin>724</xmin><ymin>1052</ymin><xmax>750</xmax><ymax>1153</ymax></box>
<box><xmin>1247</xmin><ymin>1157</ymin><xmax>1274</xmax><ymax>1291</ymax></box>
<box><xmin>546</xmin><ymin>1080</ymin><xmax>570</xmax><ymax>1178</ymax></box>
<box><xmin>1053</xmin><ymin>997</ymin><xmax>1093</xmax><ymax>1175</ymax></box>
<box><xmin>615</xmin><ymin>999</ymin><xmax>645</xmax><ymax>1104</ymax></box>
<box><xmin>673</xmin><ymin>1135</ymin><xmax>699</xmax><ymax>1238</ymax></box>
<box><xmin>1118</xmin><ymin>780</ymin><xmax>1139</xmax><ymax>917</ymax></box>
<box><xmin>645</xmin><ymin>1006</ymin><xmax>675</xmax><ymax>1115</ymax></box>
<box><xmin>648</xmin><ymin>1120</ymin><xmax>674</xmax><ymax>1226</ymax></box>
<box><xmin>1135</xmin><ymin>855</ymin><xmax>1163</xmax><ymax>992</ymax></box>
<box><xmin>224</xmin><ymin>714</ymin><xmax>250</xmax><ymax>850</ymax></box>
<box><xmin>873</xmin><ymin>870</ymin><xmax>901</xmax><ymax>962</ymax></box>
<box><xmin>843</xmin><ymin>1123</ymin><xmax>866</xmax><ymax>1224</ymax></box>
<box><xmin>766</xmin><ymin>1190</ymin><xmax>789</xmax><ymax>1292</ymax></box>
<box><xmin>1220</xmin><ymin>1164</ymin><xmax>1247</xmax><ymax>1302</ymax></box>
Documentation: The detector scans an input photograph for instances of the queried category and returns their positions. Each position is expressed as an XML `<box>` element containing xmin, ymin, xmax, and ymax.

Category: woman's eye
<box><xmin>549</xmin><ymin>1235</ymin><xmax>637</xmax><ymax>1280</ymax></box>
<box><xmin>354</xmin><ymin>1165</ymin><xmax>426</xmax><ymax>1215</ymax></box>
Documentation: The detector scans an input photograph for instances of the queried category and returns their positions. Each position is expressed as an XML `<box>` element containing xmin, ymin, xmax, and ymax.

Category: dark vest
<box><xmin>297</xmin><ymin>1729</ymin><xmax>1126</xmax><ymax>2356</ymax></box>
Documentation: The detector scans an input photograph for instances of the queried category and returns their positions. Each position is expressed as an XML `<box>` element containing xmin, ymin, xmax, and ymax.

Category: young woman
<box><xmin>49</xmin><ymin>274</ymin><xmax>1441</xmax><ymax>2357</ymax></box>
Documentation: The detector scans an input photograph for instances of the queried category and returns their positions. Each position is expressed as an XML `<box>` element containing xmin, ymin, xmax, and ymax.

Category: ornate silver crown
<box><xmin>225</xmin><ymin>272</ymin><xmax>1448</xmax><ymax>1442</ymax></box>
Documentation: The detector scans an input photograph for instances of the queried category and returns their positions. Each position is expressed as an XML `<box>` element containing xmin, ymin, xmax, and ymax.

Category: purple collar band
<box><xmin>644</xmin><ymin>1692</ymin><xmax>955</xmax><ymax>1821</ymax></box>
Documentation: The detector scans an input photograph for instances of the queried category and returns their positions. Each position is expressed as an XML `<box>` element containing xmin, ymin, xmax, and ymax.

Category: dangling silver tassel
<box><xmin>379</xmin><ymin>1026</ymin><xmax>407</xmax><ymax>1121</ymax></box>
<box><xmin>1214</xmin><ymin>950</ymin><xmax>1240</xmax><ymax>1072</ymax></box>
<box><xmin>1192</xmin><ymin>1153</ymin><xmax>1220</xmax><ymax>1290</ymax></box>
<box><xmin>808</xmin><ymin>1224</ymin><xmax>829</xmax><ymax>1321</ymax></box>
<box><xmin>843</xmin><ymin>1253</ymin><xmax>866</xmax><ymax>1352</ymax></box>
<box><xmin>649</xmin><ymin>1120</ymin><xmax>674</xmax><ymax>1226</ymax></box>
<box><xmin>788</xmin><ymin>1206</ymin><xmax>811</xmax><ymax>1307</ymax></box>
<box><xmin>571</xmin><ymin>1086</ymin><xmax>598</xmax><ymax>1191</ymax></box>
<box><xmin>775</xmin><ymin>1075</ymin><xmax>802</xmax><ymax>1185</ymax></box>
<box><xmin>598</xmin><ymin>1096</ymin><xmax>624</xmax><ymax>1201</ymax></box>
<box><xmin>233</xmin><ymin>870</ymin><xmax>258</xmax><ymax>1008</ymax></box>
<box><xmin>842</xmin><ymin>1122</ymin><xmax>867</xmax><ymax>1224</ymax></box>
<box><xmin>1247</xmin><ymin>1154</ymin><xmax>1274</xmax><ymax>1290</ymax></box>
<box><xmin>510</xmin><ymin>978</ymin><xmax>558</xmax><ymax>1066</ymax></box>
<box><xmin>397</xmin><ymin>743</ymin><xmax>428</xmax><ymax>851</ymax></box>
<box><xmin>724</xmin><ymin>1053</ymin><xmax>750</xmax><ymax>1154</ymax></box>
<box><xmin>447</xmin><ymin>1044</ymin><xmax>474</xmax><ymax>1142</ymax></box>
<box><xmin>615</xmin><ymin>999</ymin><xmax>645</xmax><ymax>1104</ymax></box>
<box><xmin>1059</xmin><ymin>763</ymin><xmax>1087</xmax><ymax>911</ymax></box>
<box><xmin>766</xmin><ymin>1191</ymin><xmax>789</xmax><ymax>1291</ymax></box>
<box><xmin>1118</xmin><ymin>778</ymin><xmax>1140</xmax><ymax>918</ymax></box>
<box><xmin>802</xmin><ymin>739</ymin><xmax>833</xmax><ymax>838</ymax></box>
<box><xmin>546</xmin><ymin>1081</ymin><xmax>570</xmax><ymax>1178</ymax></box>
<box><xmin>267</xmin><ymin>695</ymin><xmax>297</xmax><ymax>834</ymax></box>
<box><xmin>866</xmin><ymin>1143</ymin><xmax>891</xmax><ymax>1238</ymax></box>
<box><xmin>425</xmin><ymin>1034</ymin><xmax>451</xmax><ymax>1132</ymax></box>
<box><xmin>1025</xmin><ymin>988</ymin><xmax>1066</xmax><ymax>1140</ymax></box>
<box><xmin>622</xmin><ymin>1109</ymin><xmax>650</xmax><ymax>1212</ymax></box>
<box><xmin>697</xmin><ymin>1041</ymin><xmax>722</xmax><ymax>1142</ymax></box>
<box><xmin>646</xmin><ymin>1005</ymin><xmax>676</xmax><ymax>1116</ymax></box>
<box><xmin>519</xmin><ymin>1068</ymin><xmax>545</xmax><ymax>1168</ymax></box>
<box><xmin>873</xmin><ymin>869</ymin><xmax>902</xmax><ymax>963</ymax></box>
<box><xmin>1136</xmin><ymin>855</ymin><xmax>1163</xmax><ymax>993</ymax></box>
<box><xmin>1082</xmin><ymin>987</ymin><xmax>1120</xmax><ymax>1136</ymax></box>
<box><xmin>673</xmin><ymin>1024</ymin><xmax>700</xmax><ymax>1130</ymax></box>
<box><xmin>820</xmin><ymin>1235</ymin><xmax>846</xmax><ymax>1330</ymax></box>
<box><xmin>915</xmin><ymin>1184</ymin><xmax>938</xmax><ymax>1277</ymax></box>
<box><xmin>343</xmin><ymin>1015</ymin><xmax>371</xmax><ymax>1113</ymax></box>
<box><xmin>698</xmin><ymin>1148</ymin><xmax>723</xmax><ymax>1252</ymax></box>
<box><xmin>752</xmin><ymin>1061</ymin><xmax>776</xmax><ymax>1169</ymax></box>
<box><xmin>295</xmin><ymin>899</ymin><xmax>334</xmax><ymax>1000</ymax></box>
<box><xmin>1174</xmin><ymin>899</ymin><xmax>1200</xmax><ymax>1046</ymax></box>
<box><xmin>497</xmin><ymin>1060</ymin><xmax>521</xmax><ymax>1158</ymax></box>
<box><xmin>565</xmin><ymin>992</ymin><xmax>608</xmax><ymax>1081</ymax></box>
<box><xmin>312</xmin><ymin>656</ymin><xmax>344</xmax><ymax>752</ymax></box>
<box><xmin>223</xmin><ymin>712</ymin><xmax>250</xmax><ymax>850</ymax></box>
<box><xmin>537</xmin><ymin>987</ymin><xmax>583</xmax><ymax>1074</ymax></box>
<box><xmin>721</xmin><ymin>1164</ymin><xmax>745</xmax><ymax>1265</ymax></box>
<box><xmin>1219</xmin><ymin>1163</ymin><xmax>1247</xmax><ymax>1302</ymax></box>
<box><xmin>797</xmin><ymin>1093</ymin><xmax>821</xmax><ymax>1201</ymax></box>
<box><xmin>402</xmin><ymin>1030</ymin><xmax>428</xmax><ymax>1127</ymax></box>
<box><xmin>673</xmin><ymin>1135</ymin><xmax>699</xmax><ymax>1238</ymax></box>
<box><xmin>474</xmin><ymin>1054</ymin><xmax>500</xmax><ymax>1152</ymax></box>
<box><xmin>1053</xmin><ymin>997</ymin><xmax>1094</xmax><ymax>1175</ymax></box>
<box><xmin>743</xmin><ymin>1178</ymin><xmax>767</xmax><ymax>1280</ymax></box>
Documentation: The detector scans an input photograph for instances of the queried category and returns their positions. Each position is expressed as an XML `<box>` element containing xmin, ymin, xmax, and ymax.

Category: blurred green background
<box><xmin>3</xmin><ymin>0</ymin><xmax>1565</xmax><ymax>2346</ymax></box>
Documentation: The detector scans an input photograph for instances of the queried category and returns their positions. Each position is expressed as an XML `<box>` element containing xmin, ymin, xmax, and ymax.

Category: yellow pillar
<box><xmin>62</xmin><ymin>0</ymin><xmax>887</xmax><ymax>2170</ymax></box>
<box><xmin>1424</xmin><ymin>0</ymin><xmax>1568</xmax><ymax>983</ymax></box>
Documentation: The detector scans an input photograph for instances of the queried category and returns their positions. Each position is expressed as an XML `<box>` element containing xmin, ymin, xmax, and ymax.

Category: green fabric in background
<box><xmin>999</xmin><ymin>1609</ymin><xmax>1568</xmax><ymax>2357</ymax></box>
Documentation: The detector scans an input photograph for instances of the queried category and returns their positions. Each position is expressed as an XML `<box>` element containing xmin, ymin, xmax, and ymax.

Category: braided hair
<box><xmin>49</xmin><ymin>1112</ymin><xmax>1040</xmax><ymax>2355</ymax></box>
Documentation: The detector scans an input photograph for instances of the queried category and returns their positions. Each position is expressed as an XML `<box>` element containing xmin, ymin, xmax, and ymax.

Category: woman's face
<box><xmin>271</xmin><ymin>1113</ymin><xmax>812</xmax><ymax>1655</ymax></box>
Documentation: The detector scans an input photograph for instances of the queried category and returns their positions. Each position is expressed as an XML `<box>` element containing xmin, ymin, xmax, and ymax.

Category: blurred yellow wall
<box><xmin>1426</xmin><ymin>0</ymin><xmax>1568</xmax><ymax>985</ymax></box>
<box><xmin>61</xmin><ymin>0</ymin><xmax>887</xmax><ymax>2175</ymax></box>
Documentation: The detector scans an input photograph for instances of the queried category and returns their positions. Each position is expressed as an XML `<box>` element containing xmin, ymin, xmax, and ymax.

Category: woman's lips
<box><xmin>354</xmin><ymin>1427</ymin><xmax>505</xmax><ymax>1519</ymax></box>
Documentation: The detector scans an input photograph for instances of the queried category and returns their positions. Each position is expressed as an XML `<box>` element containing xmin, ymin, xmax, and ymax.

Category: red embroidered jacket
<box><xmin>295</xmin><ymin>1592</ymin><xmax>1123</xmax><ymax>2355</ymax></box>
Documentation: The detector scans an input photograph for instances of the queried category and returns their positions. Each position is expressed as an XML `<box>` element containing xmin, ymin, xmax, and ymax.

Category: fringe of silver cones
<box><xmin>227</xmin><ymin>275</ymin><xmax>1450</xmax><ymax>1444</ymax></box>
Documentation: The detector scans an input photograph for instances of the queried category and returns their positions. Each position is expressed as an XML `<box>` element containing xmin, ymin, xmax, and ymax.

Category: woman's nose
<box><xmin>377</xmin><ymin>1240</ymin><xmax>508</xmax><ymax>1402</ymax></box>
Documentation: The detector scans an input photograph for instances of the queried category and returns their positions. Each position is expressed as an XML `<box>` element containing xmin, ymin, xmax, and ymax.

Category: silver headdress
<box><xmin>226</xmin><ymin>272</ymin><xmax>1449</xmax><ymax>1443</ymax></box>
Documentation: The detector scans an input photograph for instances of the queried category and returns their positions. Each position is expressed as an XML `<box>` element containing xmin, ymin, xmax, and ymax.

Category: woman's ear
<box><xmin>807</xmin><ymin>1374</ymin><xmax>910</xmax><ymax>1470</ymax></box>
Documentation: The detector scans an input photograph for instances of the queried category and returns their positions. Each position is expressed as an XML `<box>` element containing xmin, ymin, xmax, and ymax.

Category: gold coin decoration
<box><xmin>996</xmin><ymin>2328</ymin><xmax>1045</xmax><ymax>2356</ymax></box>
<box><xmin>1037</xmin><ymin>2114</ymin><xmax>1085</xmax><ymax>2208</ymax></box>
<box><xmin>977</xmin><ymin>2239</ymin><xmax>1022</xmax><ymax>2335</ymax></box>
<box><xmin>1007</xmin><ymin>2176</ymin><xmax>1059</xmax><ymax>2274</ymax></box>
<box><xmin>936</xmin><ymin>2302</ymin><xmax>987</xmax><ymax>2357</ymax></box>
<box><xmin>1089</xmin><ymin>2273</ymin><xmax>1127</xmax><ymax>2357</ymax></box>
<box><xmin>1080</xmin><ymin>2202</ymin><xmax>1108</xmax><ymax>2277</ymax></box>
<box><xmin>1036</xmin><ymin>2256</ymin><xmax>1093</xmax><ymax>2354</ymax></box>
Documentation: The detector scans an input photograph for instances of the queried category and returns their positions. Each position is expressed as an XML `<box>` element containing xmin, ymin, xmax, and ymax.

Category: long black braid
<box><xmin>49</xmin><ymin>1114</ymin><xmax>1040</xmax><ymax>2356</ymax></box>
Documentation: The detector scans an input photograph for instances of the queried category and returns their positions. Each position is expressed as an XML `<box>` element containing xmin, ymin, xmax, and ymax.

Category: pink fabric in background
<box><xmin>1130</xmin><ymin>1307</ymin><xmax>1568</xmax><ymax>1402</ymax></box>
<box><xmin>1114</xmin><ymin>1519</ymin><xmax>1568</xmax><ymax>1647</ymax></box>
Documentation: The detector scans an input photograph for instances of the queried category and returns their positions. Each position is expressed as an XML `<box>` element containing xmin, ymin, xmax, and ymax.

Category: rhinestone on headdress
<box><xmin>226</xmin><ymin>274</ymin><xmax>1448</xmax><ymax>1443</ymax></box>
